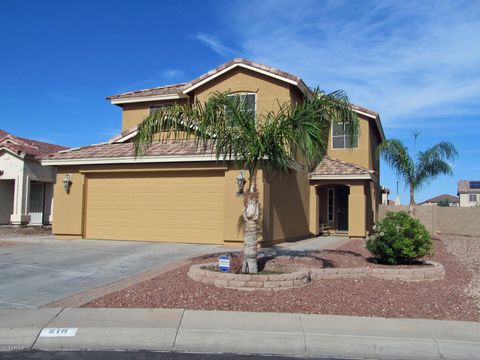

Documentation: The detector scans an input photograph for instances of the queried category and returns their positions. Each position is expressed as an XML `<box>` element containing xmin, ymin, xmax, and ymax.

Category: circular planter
<box><xmin>188</xmin><ymin>261</ymin><xmax>445</xmax><ymax>291</ymax></box>
<box><xmin>188</xmin><ymin>263</ymin><xmax>311</xmax><ymax>291</ymax></box>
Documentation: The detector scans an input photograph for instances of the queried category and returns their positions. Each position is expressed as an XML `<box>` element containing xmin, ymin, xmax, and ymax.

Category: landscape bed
<box><xmin>85</xmin><ymin>236</ymin><xmax>480</xmax><ymax>321</ymax></box>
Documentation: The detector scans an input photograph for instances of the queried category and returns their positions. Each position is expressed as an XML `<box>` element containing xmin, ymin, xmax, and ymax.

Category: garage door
<box><xmin>85</xmin><ymin>171</ymin><xmax>224</xmax><ymax>243</ymax></box>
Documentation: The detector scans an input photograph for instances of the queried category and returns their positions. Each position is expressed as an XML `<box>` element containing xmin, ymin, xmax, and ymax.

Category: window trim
<box><xmin>331</xmin><ymin>122</ymin><xmax>359</xmax><ymax>150</ymax></box>
<box><xmin>327</xmin><ymin>188</ymin><xmax>335</xmax><ymax>223</ymax></box>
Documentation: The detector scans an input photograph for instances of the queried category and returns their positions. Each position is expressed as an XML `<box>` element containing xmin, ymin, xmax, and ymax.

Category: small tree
<box><xmin>378</xmin><ymin>133</ymin><xmax>458</xmax><ymax>216</ymax></box>
<box><xmin>437</xmin><ymin>199</ymin><xmax>450</xmax><ymax>207</ymax></box>
<box><xmin>134</xmin><ymin>90</ymin><xmax>357</xmax><ymax>273</ymax></box>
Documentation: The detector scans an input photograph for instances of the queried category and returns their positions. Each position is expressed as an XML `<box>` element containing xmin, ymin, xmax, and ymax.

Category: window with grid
<box><xmin>332</xmin><ymin>122</ymin><xmax>358</xmax><ymax>149</ymax></box>
<box><xmin>469</xmin><ymin>194</ymin><xmax>477</xmax><ymax>202</ymax></box>
<box><xmin>226</xmin><ymin>93</ymin><xmax>256</xmax><ymax>120</ymax></box>
<box><xmin>149</xmin><ymin>104</ymin><xmax>172</xmax><ymax>115</ymax></box>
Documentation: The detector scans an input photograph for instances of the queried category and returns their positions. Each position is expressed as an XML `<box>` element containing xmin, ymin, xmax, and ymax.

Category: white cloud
<box><xmin>195</xmin><ymin>32</ymin><xmax>234</xmax><ymax>56</ymax></box>
<box><xmin>215</xmin><ymin>0</ymin><xmax>480</xmax><ymax>130</ymax></box>
<box><xmin>161</xmin><ymin>69</ymin><xmax>185</xmax><ymax>80</ymax></box>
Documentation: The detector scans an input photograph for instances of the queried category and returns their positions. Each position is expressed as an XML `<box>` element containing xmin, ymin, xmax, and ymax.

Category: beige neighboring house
<box><xmin>0</xmin><ymin>130</ymin><xmax>67</xmax><ymax>225</ymax></box>
<box><xmin>458</xmin><ymin>180</ymin><xmax>480</xmax><ymax>207</ymax></box>
<box><xmin>41</xmin><ymin>58</ymin><xmax>385</xmax><ymax>244</ymax></box>
<box><xmin>418</xmin><ymin>194</ymin><xmax>459</xmax><ymax>207</ymax></box>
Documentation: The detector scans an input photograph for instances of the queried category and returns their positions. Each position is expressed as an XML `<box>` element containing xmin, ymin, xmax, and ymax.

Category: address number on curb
<box><xmin>40</xmin><ymin>328</ymin><xmax>78</xmax><ymax>337</ymax></box>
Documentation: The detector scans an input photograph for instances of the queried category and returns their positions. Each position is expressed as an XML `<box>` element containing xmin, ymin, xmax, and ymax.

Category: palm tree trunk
<box><xmin>409</xmin><ymin>185</ymin><xmax>415</xmax><ymax>217</ymax></box>
<box><xmin>241</xmin><ymin>174</ymin><xmax>259</xmax><ymax>274</ymax></box>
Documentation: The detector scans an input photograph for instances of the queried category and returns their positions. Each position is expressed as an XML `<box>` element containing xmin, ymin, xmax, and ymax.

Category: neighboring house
<box><xmin>381</xmin><ymin>186</ymin><xmax>390</xmax><ymax>205</ymax></box>
<box><xmin>418</xmin><ymin>194</ymin><xmax>460</xmax><ymax>207</ymax></box>
<box><xmin>458</xmin><ymin>180</ymin><xmax>480</xmax><ymax>207</ymax></box>
<box><xmin>41</xmin><ymin>58</ymin><xmax>384</xmax><ymax>244</ymax></box>
<box><xmin>0</xmin><ymin>130</ymin><xmax>67</xmax><ymax>225</ymax></box>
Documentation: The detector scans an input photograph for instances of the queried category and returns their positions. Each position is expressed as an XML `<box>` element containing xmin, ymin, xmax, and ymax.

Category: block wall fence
<box><xmin>378</xmin><ymin>205</ymin><xmax>480</xmax><ymax>237</ymax></box>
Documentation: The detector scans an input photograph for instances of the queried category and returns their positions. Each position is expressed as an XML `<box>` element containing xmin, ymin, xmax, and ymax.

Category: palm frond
<box><xmin>377</xmin><ymin>139</ymin><xmax>414</xmax><ymax>184</ymax></box>
<box><xmin>134</xmin><ymin>89</ymin><xmax>357</xmax><ymax>177</ymax></box>
<box><xmin>414</xmin><ymin>141</ymin><xmax>458</xmax><ymax>187</ymax></box>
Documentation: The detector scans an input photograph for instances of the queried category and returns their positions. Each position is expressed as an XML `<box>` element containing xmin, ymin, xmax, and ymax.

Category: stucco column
<box><xmin>309</xmin><ymin>185</ymin><xmax>319</xmax><ymax>235</ymax></box>
<box><xmin>348</xmin><ymin>183</ymin><xmax>366</xmax><ymax>238</ymax></box>
<box><xmin>10</xmin><ymin>175</ymin><xmax>30</xmax><ymax>225</ymax></box>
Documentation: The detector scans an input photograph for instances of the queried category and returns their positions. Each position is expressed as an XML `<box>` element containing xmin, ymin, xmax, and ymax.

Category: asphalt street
<box><xmin>0</xmin><ymin>351</ymin><xmax>347</xmax><ymax>360</ymax></box>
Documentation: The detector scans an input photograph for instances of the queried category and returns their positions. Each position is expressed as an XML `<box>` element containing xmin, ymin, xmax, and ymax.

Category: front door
<box><xmin>336</xmin><ymin>186</ymin><xmax>349</xmax><ymax>232</ymax></box>
<box><xmin>29</xmin><ymin>182</ymin><xmax>45</xmax><ymax>225</ymax></box>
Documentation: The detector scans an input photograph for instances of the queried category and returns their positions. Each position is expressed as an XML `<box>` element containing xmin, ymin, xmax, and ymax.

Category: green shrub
<box><xmin>365</xmin><ymin>211</ymin><xmax>433</xmax><ymax>265</ymax></box>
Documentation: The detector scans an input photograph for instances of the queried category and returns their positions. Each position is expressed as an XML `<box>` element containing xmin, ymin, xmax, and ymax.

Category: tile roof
<box><xmin>106</xmin><ymin>58</ymin><xmax>305</xmax><ymax>101</ymax></box>
<box><xmin>41</xmin><ymin>140</ymin><xmax>214</xmax><ymax>161</ymax></box>
<box><xmin>309</xmin><ymin>156</ymin><xmax>374</xmax><ymax>177</ymax></box>
<box><xmin>106</xmin><ymin>83</ymin><xmax>188</xmax><ymax>101</ymax></box>
<box><xmin>0</xmin><ymin>129</ymin><xmax>68</xmax><ymax>157</ymax></box>
<box><xmin>419</xmin><ymin>194</ymin><xmax>459</xmax><ymax>205</ymax></box>
<box><xmin>458</xmin><ymin>180</ymin><xmax>480</xmax><ymax>194</ymax></box>
<box><xmin>183</xmin><ymin>58</ymin><xmax>303</xmax><ymax>91</ymax></box>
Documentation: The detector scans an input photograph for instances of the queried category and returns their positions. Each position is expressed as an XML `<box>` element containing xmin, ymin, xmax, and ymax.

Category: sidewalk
<box><xmin>1</xmin><ymin>308</ymin><xmax>479</xmax><ymax>359</ymax></box>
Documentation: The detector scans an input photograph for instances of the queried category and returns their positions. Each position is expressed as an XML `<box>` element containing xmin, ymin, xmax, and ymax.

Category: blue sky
<box><xmin>1</xmin><ymin>0</ymin><xmax>479</xmax><ymax>203</ymax></box>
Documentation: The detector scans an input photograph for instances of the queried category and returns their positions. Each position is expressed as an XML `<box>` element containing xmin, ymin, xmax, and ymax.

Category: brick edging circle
<box><xmin>188</xmin><ymin>261</ymin><xmax>445</xmax><ymax>291</ymax></box>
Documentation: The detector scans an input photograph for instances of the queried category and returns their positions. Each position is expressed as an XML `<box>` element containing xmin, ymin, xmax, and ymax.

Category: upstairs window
<box><xmin>149</xmin><ymin>104</ymin><xmax>172</xmax><ymax>115</ymax></box>
<box><xmin>332</xmin><ymin>122</ymin><xmax>358</xmax><ymax>149</ymax></box>
<box><xmin>226</xmin><ymin>93</ymin><xmax>256</xmax><ymax>120</ymax></box>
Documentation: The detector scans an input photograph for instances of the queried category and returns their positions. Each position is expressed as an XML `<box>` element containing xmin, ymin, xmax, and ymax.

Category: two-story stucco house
<box><xmin>458</xmin><ymin>180</ymin><xmax>480</xmax><ymax>207</ymax></box>
<box><xmin>41</xmin><ymin>58</ymin><xmax>385</xmax><ymax>245</ymax></box>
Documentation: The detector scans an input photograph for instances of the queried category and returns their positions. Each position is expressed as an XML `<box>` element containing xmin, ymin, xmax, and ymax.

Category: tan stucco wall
<box><xmin>53</xmin><ymin>168</ymin><xmax>85</xmax><ymax>237</ymax></box>
<box><xmin>52</xmin><ymin>162</ymin><xmax>266</xmax><ymax>244</ymax></box>
<box><xmin>264</xmin><ymin>169</ymin><xmax>310</xmax><ymax>245</ymax></box>
<box><xmin>121</xmin><ymin>99</ymin><xmax>189</xmax><ymax>131</ymax></box>
<box><xmin>326</xmin><ymin>114</ymin><xmax>371</xmax><ymax>169</ymax></box>
<box><xmin>194</xmin><ymin>67</ymin><xmax>294</xmax><ymax>119</ymax></box>
<box><xmin>120</xmin><ymin>68</ymin><xmax>302</xmax><ymax>132</ymax></box>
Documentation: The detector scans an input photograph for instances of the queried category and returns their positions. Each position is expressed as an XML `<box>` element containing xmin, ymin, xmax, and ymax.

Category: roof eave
<box><xmin>41</xmin><ymin>154</ymin><xmax>223</xmax><ymax>166</ymax></box>
<box><xmin>108</xmin><ymin>93</ymin><xmax>189</xmax><ymax>105</ymax></box>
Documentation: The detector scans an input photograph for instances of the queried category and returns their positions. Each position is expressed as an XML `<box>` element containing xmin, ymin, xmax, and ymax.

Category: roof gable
<box><xmin>309</xmin><ymin>156</ymin><xmax>375</xmax><ymax>180</ymax></box>
<box><xmin>0</xmin><ymin>130</ymin><xmax>68</xmax><ymax>157</ymax></box>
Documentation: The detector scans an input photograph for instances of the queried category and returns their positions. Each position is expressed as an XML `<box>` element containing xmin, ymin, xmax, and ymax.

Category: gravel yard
<box><xmin>86</xmin><ymin>237</ymin><xmax>480</xmax><ymax>321</ymax></box>
<box><xmin>0</xmin><ymin>225</ymin><xmax>51</xmax><ymax>239</ymax></box>
<box><xmin>442</xmin><ymin>235</ymin><xmax>480</xmax><ymax>311</ymax></box>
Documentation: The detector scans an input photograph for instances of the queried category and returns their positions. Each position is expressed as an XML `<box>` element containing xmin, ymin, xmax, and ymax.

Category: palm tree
<box><xmin>134</xmin><ymin>90</ymin><xmax>357</xmax><ymax>273</ymax></box>
<box><xmin>378</xmin><ymin>133</ymin><xmax>458</xmax><ymax>216</ymax></box>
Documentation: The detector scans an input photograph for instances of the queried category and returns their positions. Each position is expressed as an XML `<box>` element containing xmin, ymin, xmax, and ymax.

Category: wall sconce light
<box><xmin>63</xmin><ymin>174</ymin><xmax>72</xmax><ymax>194</ymax></box>
<box><xmin>0</xmin><ymin>169</ymin><xmax>4</xmax><ymax>176</ymax></box>
<box><xmin>236</xmin><ymin>170</ymin><xmax>246</xmax><ymax>196</ymax></box>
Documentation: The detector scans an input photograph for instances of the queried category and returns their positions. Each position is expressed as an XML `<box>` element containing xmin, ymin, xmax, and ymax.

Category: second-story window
<box><xmin>226</xmin><ymin>93</ymin><xmax>257</xmax><ymax>121</ymax></box>
<box><xmin>149</xmin><ymin>104</ymin><xmax>172</xmax><ymax>115</ymax></box>
<box><xmin>332</xmin><ymin>122</ymin><xmax>358</xmax><ymax>149</ymax></box>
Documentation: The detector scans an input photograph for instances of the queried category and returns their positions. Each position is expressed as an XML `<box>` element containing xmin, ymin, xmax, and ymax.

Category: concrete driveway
<box><xmin>0</xmin><ymin>236</ymin><xmax>220</xmax><ymax>309</ymax></box>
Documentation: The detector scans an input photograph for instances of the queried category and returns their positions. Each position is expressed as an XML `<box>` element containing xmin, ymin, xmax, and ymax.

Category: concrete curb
<box><xmin>1</xmin><ymin>308</ymin><xmax>479</xmax><ymax>359</ymax></box>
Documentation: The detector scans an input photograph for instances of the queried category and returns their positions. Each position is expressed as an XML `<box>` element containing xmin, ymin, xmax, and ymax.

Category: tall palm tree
<box><xmin>378</xmin><ymin>133</ymin><xmax>458</xmax><ymax>216</ymax></box>
<box><xmin>134</xmin><ymin>90</ymin><xmax>357</xmax><ymax>273</ymax></box>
